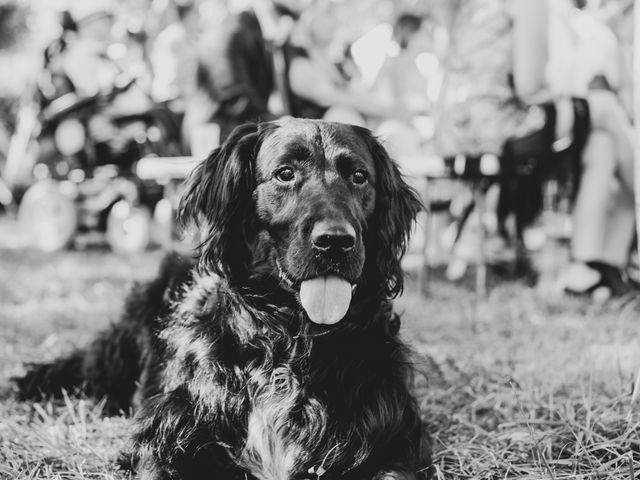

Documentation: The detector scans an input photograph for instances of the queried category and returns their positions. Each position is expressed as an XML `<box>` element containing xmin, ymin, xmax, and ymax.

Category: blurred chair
<box><xmin>398</xmin><ymin>141</ymin><xmax>579</xmax><ymax>297</ymax></box>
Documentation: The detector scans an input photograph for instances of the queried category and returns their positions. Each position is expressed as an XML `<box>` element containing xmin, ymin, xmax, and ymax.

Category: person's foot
<box><xmin>626</xmin><ymin>251</ymin><xmax>640</xmax><ymax>288</ymax></box>
<box><xmin>586</xmin><ymin>261</ymin><xmax>638</xmax><ymax>298</ymax></box>
<box><xmin>558</xmin><ymin>261</ymin><xmax>638</xmax><ymax>299</ymax></box>
<box><xmin>558</xmin><ymin>262</ymin><xmax>603</xmax><ymax>296</ymax></box>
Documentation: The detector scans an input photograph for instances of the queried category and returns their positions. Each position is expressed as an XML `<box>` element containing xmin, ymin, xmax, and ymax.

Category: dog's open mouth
<box><xmin>299</xmin><ymin>275</ymin><xmax>353</xmax><ymax>325</ymax></box>
<box><xmin>276</xmin><ymin>260</ymin><xmax>356</xmax><ymax>325</ymax></box>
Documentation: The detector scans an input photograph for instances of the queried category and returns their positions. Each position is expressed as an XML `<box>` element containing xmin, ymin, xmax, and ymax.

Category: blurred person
<box><xmin>64</xmin><ymin>3</ymin><xmax>119</xmax><ymax>97</ymax></box>
<box><xmin>361</xmin><ymin>12</ymin><xmax>438</xmax><ymax>260</ymax></box>
<box><xmin>283</xmin><ymin>1</ymin><xmax>416</xmax><ymax>125</ymax></box>
<box><xmin>37</xmin><ymin>10</ymin><xmax>77</xmax><ymax>107</ymax></box>
<box><xmin>435</xmin><ymin>0</ymin><xmax>637</xmax><ymax>296</ymax></box>
<box><xmin>594</xmin><ymin>0</ymin><xmax>635</xmax><ymax>121</ymax></box>
<box><xmin>180</xmin><ymin>0</ymin><xmax>281</xmax><ymax>148</ymax></box>
<box><xmin>63</xmin><ymin>2</ymin><xmax>153</xmax><ymax>155</ymax></box>
<box><xmin>549</xmin><ymin>0</ymin><xmax>631</xmax><ymax>110</ymax></box>
<box><xmin>597</xmin><ymin>0</ymin><xmax>634</xmax><ymax>78</ymax></box>
<box><xmin>150</xmin><ymin>0</ymin><xmax>199</xmax><ymax>110</ymax></box>
<box><xmin>367</xmin><ymin>12</ymin><xmax>438</xmax><ymax>160</ymax></box>
<box><xmin>371</xmin><ymin>13</ymin><xmax>431</xmax><ymax>117</ymax></box>
<box><xmin>435</xmin><ymin>0</ymin><xmax>550</xmax><ymax>164</ymax></box>
<box><xmin>65</xmin><ymin>2</ymin><xmax>149</xmax><ymax>106</ymax></box>
<box><xmin>548</xmin><ymin>0</ymin><xmax>637</xmax><ymax>296</ymax></box>
<box><xmin>596</xmin><ymin>0</ymin><xmax>639</xmax><ymax>283</ymax></box>
<box><xmin>180</xmin><ymin>0</ymin><xmax>318</xmax><ymax>148</ymax></box>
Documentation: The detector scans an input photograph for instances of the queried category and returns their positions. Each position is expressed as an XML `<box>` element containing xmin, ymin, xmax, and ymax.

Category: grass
<box><xmin>0</xmin><ymin>247</ymin><xmax>160</xmax><ymax>480</ymax></box>
<box><xmin>401</xmin><ymin>279</ymin><xmax>640</xmax><ymax>479</ymax></box>
<box><xmin>1</xmin><ymin>220</ymin><xmax>639</xmax><ymax>479</ymax></box>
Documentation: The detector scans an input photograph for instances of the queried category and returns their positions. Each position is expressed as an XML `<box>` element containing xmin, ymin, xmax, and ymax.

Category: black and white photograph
<box><xmin>0</xmin><ymin>0</ymin><xmax>639</xmax><ymax>478</ymax></box>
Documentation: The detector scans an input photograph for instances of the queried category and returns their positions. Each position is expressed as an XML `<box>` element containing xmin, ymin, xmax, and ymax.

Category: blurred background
<box><xmin>0</xmin><ymin>0</ymin><xmax>441</xmax><ymax>253</ymax></box>
<box><xmin>2</xmin><ymin>2</ymin><xmax>640</xmax><ymax>478</ymax></box>
<box><xmin>0</xmin><ymin>0</ymin><xmax>637</xmax><ymax>299</ymax></box>
<box><xmin>0</xmin><ymin>0</ymin><xmax>637</xmax><ymax>295</ymax></box>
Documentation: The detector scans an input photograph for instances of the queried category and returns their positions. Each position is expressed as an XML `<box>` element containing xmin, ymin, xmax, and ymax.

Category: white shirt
<box><xmin>547</xmin><ymin>4</ymin><xmax>620</xmax><ymax>97</ymax></box>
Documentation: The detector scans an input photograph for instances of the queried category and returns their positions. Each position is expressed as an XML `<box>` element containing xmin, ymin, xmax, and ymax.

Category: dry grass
<box><xmin>0</xmin><ymin>397</ymin><xmax>130</xmax><ymax>479</ymax></box>
<box><xmin>0</xmin><ymin>246</ymin><xmax>160</xmax><ymax>480</ymax></box>
<box><xmin>400</xmin><ymin>280</ymin><xmax>640</xmax><ymax>479</ymax></box>
<box><xmin>1</xmin><ymin>219</ymin><xmax>639</xmax><ymax>479</ymax></box>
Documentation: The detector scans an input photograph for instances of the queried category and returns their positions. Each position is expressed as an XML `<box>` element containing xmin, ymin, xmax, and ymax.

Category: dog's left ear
<box><xmin>178</xmin><ymin>122</ymin><xmax>270</xmax><ymax>281</ymax></box>
<box><xmin>354</xmin><ymin>126</ymin><xmax>423</xmax><ymax>298</ymax></box>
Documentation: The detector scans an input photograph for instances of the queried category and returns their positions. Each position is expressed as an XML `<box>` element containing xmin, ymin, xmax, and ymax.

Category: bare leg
<box><xmin>567</xmin><ymin>100</ymin><xmax>637</xmax><ymax>296</ymax></box>
<box><xmin>600</xmin><ymin>180</ymin><xmax>636</xmax><ymax>267</ymax></box>
<box><xmin>571</xmin><ymin>130</ymin><xmax>616</xmax><ymax>263</ymax></box>
<box><xmin>587</xmin><ymin>90</ymin><xmax>635</xmax><ymax>195</ymax></box>
<box><xmin>586</xmin><ymin>90</ymin><xmax>636</xmax><ymax>267</ymax></box>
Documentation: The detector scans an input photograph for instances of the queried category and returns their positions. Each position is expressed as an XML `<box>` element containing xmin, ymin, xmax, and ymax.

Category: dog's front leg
<box><xmin>129</xmin><ymin>389</ymin><xmax>215</xmax><ymax>480</ymax></box>
<box><xmin>130</xmin><ymin>389</ymin><xmax>255</xmax><ymax>480</ymax></box>
<box><xmin>369</xmin><ymin>417</ymin><xmax>433</xmax><ymax>480</ymax></box>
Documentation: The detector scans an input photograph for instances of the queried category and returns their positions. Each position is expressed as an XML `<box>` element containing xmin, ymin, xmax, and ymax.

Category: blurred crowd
<box><xmin>0</xmin><ymin>0</ymin><xmax>448</xmax><ymax>156</ymax></box>
<box><xmin>0</xmin><ymin>0</ymin><xmax>637</xmax><ymax>298</ymax></box>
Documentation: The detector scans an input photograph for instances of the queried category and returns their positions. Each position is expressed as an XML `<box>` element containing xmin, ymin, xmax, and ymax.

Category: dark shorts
<box><xmin>498</xmin><ymin>98</ymin><xmax>591</xmax><ymax>229</ymax></box>
<box><xmin>502</xmin><ymin>98</ymin><xmax>590</xmax><ymax>176</ymax></box>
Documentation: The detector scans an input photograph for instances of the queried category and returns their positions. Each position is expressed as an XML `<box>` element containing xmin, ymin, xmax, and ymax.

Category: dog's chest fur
<box><xmin>159</xmin><ymin>276</ymin><xmax>410</xmax><ymax>480</ymax></box>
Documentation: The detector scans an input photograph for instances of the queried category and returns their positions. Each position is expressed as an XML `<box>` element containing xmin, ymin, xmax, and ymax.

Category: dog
<box><xmin>15</xmin><ymin>118</ymin><xmax>432</xmax><ymax>479</ymax></box>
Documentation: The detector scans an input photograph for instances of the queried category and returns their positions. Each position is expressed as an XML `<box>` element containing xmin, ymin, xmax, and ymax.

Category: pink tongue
<box><xmin>299</xmin><ymin>276</ymin><xmax>352</xmax><ymax>325</ymax></box>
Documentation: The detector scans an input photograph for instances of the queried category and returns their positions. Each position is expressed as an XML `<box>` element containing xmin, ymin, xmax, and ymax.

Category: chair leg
<box><xmin>474</xmin><ymin>185</ymin><xmax>488</xmax><ymax>297</ymax></box>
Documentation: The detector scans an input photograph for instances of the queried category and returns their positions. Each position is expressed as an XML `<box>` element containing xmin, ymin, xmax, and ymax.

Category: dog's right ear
<box><xmin>178</xmin><ymin>122</ymin><xmax>269</xmax><ymax>280</ymax></box>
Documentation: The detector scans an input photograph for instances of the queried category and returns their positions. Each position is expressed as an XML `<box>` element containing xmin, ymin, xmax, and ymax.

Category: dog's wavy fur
<box><xmin>15</xmin><ymin>119</ymin><xmax>432</xmax><ymax>479</ymax></box>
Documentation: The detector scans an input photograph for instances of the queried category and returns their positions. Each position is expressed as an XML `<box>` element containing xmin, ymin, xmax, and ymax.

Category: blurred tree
<box><xmin>0</xmin><ymin>0</ymin><xmax>27</xmax><ymax>51</ymax></box>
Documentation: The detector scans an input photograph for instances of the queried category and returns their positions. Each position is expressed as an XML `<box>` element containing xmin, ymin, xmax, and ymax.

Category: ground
<box><xmin>1</xmin><ymin>219</ymin><xmax>639</xmax><ymax>479</ymax></box>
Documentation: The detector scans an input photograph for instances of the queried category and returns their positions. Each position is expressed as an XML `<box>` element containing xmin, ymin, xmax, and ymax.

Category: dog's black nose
<box><xmin>311</xmin><ymin>221</ymin><xmax>356</xmax><ymax>252</ymax></box>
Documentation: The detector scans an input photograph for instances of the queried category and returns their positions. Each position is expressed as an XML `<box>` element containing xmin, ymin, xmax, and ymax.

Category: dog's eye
<box><xmin>352</xmin><ymin>170</ymin><xmax>368</xmax><ymax>185</ymax></box>
<box><xmin>275</xmin><ymin>167</ymin><xmax>295</xmax><ymax>183</ymax></box>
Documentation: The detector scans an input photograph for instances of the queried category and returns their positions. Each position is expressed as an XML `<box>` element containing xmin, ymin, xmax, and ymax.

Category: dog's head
<box><xmin>179</xmin><ymin>119</ymin><xmax>421</xmax><ymax>325</ymax></box>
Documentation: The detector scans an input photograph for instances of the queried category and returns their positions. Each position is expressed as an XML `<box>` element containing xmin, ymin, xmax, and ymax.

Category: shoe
<box><xmin>557</xmin><ymin>262</ymin><xmax>603</xmax><ymax>296</ymax></box>
<box><xmin>626</xmin><ymin>251</ymin><xmax>640</xmax><ymax>288</ymax></box>
<box><xmin>559</xmin><ymin>261</ymin><xmax>638</xmax><ymax>300</ymax></box>
<box><xmin>586</xmin><ymin>261</ymin><xmax>638</xmax><ymax>298</ymax></box>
